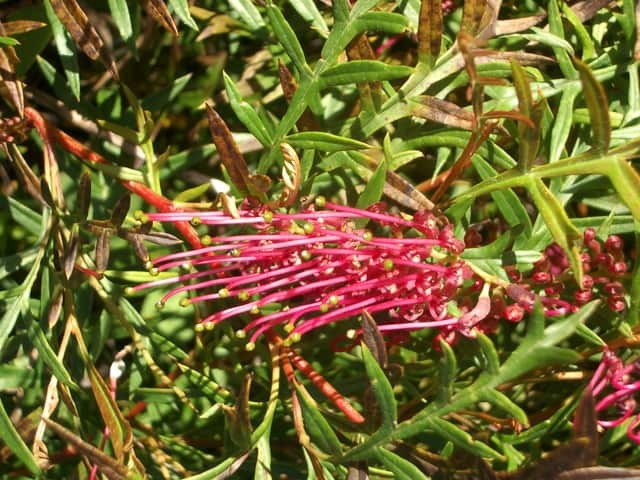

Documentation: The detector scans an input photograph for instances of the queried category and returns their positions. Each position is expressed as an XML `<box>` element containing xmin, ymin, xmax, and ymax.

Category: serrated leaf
<box><xmin>285</xmin><ymin>131</ymin><xmax>370</xmax><ymax>151</ymax></box>
<box><xmin>574</xmin><ymin>58</ymin><xmax>610</xmax><ymax>153</ymax></box>
<box><xmin>320</xmin><ymin>61</ymin><xmax>413</xmax><ymax>88</ymax></box>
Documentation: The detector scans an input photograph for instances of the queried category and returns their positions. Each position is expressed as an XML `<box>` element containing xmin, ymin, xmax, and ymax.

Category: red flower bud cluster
<box><xmin>500</xmin><ymin>228</ymin><xmax>628</xmax><ymax>319</ymax></box>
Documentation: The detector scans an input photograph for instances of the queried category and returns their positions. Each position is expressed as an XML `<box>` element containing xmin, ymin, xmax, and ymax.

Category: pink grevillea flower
<box><xmin>588</xmin><ymin>349</ymin><xmax>640</xmax><ymax>444</ymax></box>
<box><xmin>130</xmin><ymin>198</ymin><xmax>486</xmax><ymax>350</ymax></box>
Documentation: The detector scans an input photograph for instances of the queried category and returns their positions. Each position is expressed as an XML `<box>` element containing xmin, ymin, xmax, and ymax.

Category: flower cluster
<box><xmin>130</xmin><ymin>199</ymin><xmax>491</xmax><ymax>350</ymax></box>
<box><xmin>500</xmin><ymin>227</ymin><xmax>628</xmax><ymax>320</ymax></box>
<box><xmin>589</xmin><ymin>349</ymin><xmax>640</xmax><ymax>444</ymax></box>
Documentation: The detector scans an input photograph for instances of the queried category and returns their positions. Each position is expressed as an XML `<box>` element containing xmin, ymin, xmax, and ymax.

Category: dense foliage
<box><xmin>1</xmin><ymin>0</ymin><xmax>640</xmax><ymax>478</ymax></box>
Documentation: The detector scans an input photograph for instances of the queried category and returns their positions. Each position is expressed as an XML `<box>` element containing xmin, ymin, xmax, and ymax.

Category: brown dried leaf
<box><xmin>411</xmin><ymin>95</ymin><xmax>474</xmax><ymax>130</ymax></box>
<box><xmin>279</xmin><ymin>143</ymin><xmax>301</xmax><ymax>207</ymax></box>
<box><xmin>77</xmin><ymin>172</ymin><xmax>91</xmax><ymax>221</ymax></box>
<box><xmin>49</xmin><ymin>0</ymin><xmax>119</xmax><ymax>80</ymax></box>
<box><xmin>138</xmin><ymin>231</ymin><xmax>183</xmax><ymax>246</ymax></box>
<box><xmin>461</xmin><ymin>0</ymin><xmax>486</xmax><ymax>36</ymax></box>
<box><xmin>3</xmin><ymin>144</ymin><xmax>43</xmax><ymax>204</ymax></box>
<box><xmin>43</xmin><ymin>419</ymin><xmax>127</xmax><ymax>480</ymax></box>
<box><xmin>47</xmin><ymin>289</ymin><xmax>64</xmax><ymax>328</ymax></box>
<box><xmin>3</xmin><ymin>20</ymin><xmax>47</xmax><ymax>36</ymax></box>
<box><xmin>110</xmin><ymin>195</ymin><xmax>130</xmax><ymax>227</ymax></box>
<box><xmin>141</xmin><ymin>0</ymin><xmax>179</xmax><ymax>36</ymax></box>
<box><xmin>277</xmin><ymin>60</ymin><xmax>319</xmax><ymax>131</ymax></box>
<box><xmin>0</xmin><ymin>22</ymin><xmax>24</xmax><ymax>117</ymax></box>
<box><xmin>95</xmin><ymin>229</ymin><xmax>110</xmax><ymax>273</ymax></box>
<box><xmin>206</xmin><ymin>103</ymin><xmax>253</xmax><ymax>196</ymax></box>
<box><xmin>128</xmin><ymin>233</ymin><xmax>150</xmax><ymax>263</ymax></box>
<box><xmin>347</xmin><ymin>34</ymin><xmax>381</xmax><ymax>109</ymax></box>
<box><xmin>63</xmin><ymin>224</ymin><xmax>80</xmax><ymax>280</ymax></box>
<box><xmin>417</xmin><ymin>0</ymin><xmax>442</xmax><ymax>65</ymax></box>
<box><xmin>361</xmin><ymin>310</ymin><xmax>387</xmax><ymax>368</ymax></box>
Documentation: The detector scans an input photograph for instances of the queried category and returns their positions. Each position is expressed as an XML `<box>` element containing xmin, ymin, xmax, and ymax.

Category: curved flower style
<box><xmin>130</xmin><ymin>198</ymin><xmax>487</xmax><ymax>349</ymax></box>
<box><xmin>589</xmin><ymin>349</ymin><xmax>640</xmax><ymax>444</ymax></box>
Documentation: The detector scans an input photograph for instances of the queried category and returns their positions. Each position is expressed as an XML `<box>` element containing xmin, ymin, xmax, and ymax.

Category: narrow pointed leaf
<box><xmin>95</xmin><ymin>229</ymin><xmax>110</xmax><ymax>273</ymax></box>
<box><xmin>141</xmin><ymin>0</ymin><xmax>179</xmax><ymax>35</ymax></box>
<box><xmin>63</xmin><ymin>223</ymin><xmax>80</xmax><ymax>280</ymax></box>
<box><xmin>320</xmin><ymin>61</ymin><xmax>413</xmax><ymax>88</ymax></box>
<box><xmin>374</xmin><ymin>447</ymin><xmax>431</xmax><ymax>480</ymax></box>
<box><xmin>0</xmin><ymin>398</ymin><xmax>40</xmax><ymax>475</ymax></box>
<box><xmin>0</xmin><ymin>23</ymin><xmax>23</xmax><ymax>116</ymax></box>
<box><xmin>223</xmin><ymin>72</ymin><xmax>273</xmax><ymax>146</ymax></box>
<box><xmin>417</xmin><ymin>0</ymin><xmax>442</xmax><ymax>66</ymax></box>
<box><xmin>266</xmin><ymin>4</ymin><xmax>308</xmax><ymax>74</ymax></box>
<box><xmin>362</xmin><ymin>310</ymin><xmax>388</xmax><ymax>368</ymax></box>
<box><xmin>49</xmin><ymin>0</ymin><xmax>119</xmax><ymax>79</ymax></box>
<box><xmin>110</xmin><ymin>195</ymin><xmax>131</xmax><ymax>227</ymax></box>
<box><xmin>168</xmin><ymin>0</ymin><xmax>199</xmax><ymax>30</ymax></box>
<box><xmin>361</xmin><ymin>343</ymin><xmax>396</xmax><ymax>430</ymax></box>
<box><xmin>356</xmin><ymin>156</ymin><xmax>386</xmax><ymax>210</ymax></box>
<box><xmin>574</xmin><ymin>58</ymin><xmax>610</xmax><ymax>153</ymax></box>
<box><xmin>285</xmin><ymin>132</ymin><xmax>370</xmax><ymax>151</ymax></box>
<box><xmin>295</xmin><ymin>383</ymin><xmax>343</xmax><ymax>457</ymax></box>
<box><xmin>425</xmin><ymin>417</ymin><xmax>502</xmax><ymax>458</ymax></box>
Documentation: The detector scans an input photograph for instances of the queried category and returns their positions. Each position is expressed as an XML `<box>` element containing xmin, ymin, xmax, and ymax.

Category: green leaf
<box><xmin>266</xmin><ymin>4</ymin><xmax>309</xmax><ymax>74</ymax></box>
<box><xmin>361</xmin><ymin>343</ymin><xmax>396</xmax><ymax>430</ymax></box>
<box><xmin>168</xmin><ymin>0</ymin><xmax>199</xmax><ymax>30</ymax></box>
<box><xmin>296</xmin><ymin>383</ymin><xmax>343</xmax><ymax>456</ymax></box>
<box><xmin>320</xmin><ymin>61</ymin><xmax>413</xmax><ymax>88</ymax></box>
<box><xmin>0</xmin><ymin>399</ymin><xmax>40</xmax><ymax>475</ymax></box>
<box><xmin>223</xmin><ymin>72</ymin><xmax>274</xmax><ymax>146</ymax></box>
<box><xmin>425</xmin><ymin>417</ymin><xmax>503</xmax><ymax>459</ymax></box>
<box><xmin>356</xmin><ymin>156</ymin><xmax>386</xmax><ymax>210</ymax></box>
<box><xmin>480</xmin><ymin>389</ymin><xmax>528</xmax><ymax>426</ymax></box>
<box><xmin>43</xmin><ymin>0</ymin><xmax>80</xmax><ymax>100</ymax></box>
<box><xmin>374</xmin><ymin>447</ymin><xmax>431</xmax><ymax>480</ymax></box>
<box><xmin>108</xmin><ymin>0</ymin><xmax>134</xmax><ymax>46</ymax></box>
<box><xmin>26</xmin><ymin>314</ymin><xmax>79</xmax><ymax>390</ymax></box>
<box><xmin>476</xmin><ymin>333</ymin><xmax>500</xmax><ymax>375</ymax></box>
<box><xmin>472</xmin><ymin>157</ymin><xmax>532</xmax><ymax>235</ymax></box>
<box><xmin>527</xmin><ymin>177</ymin><xmax>583</xmax><ymax>285</ymax></box>
<box><xmin>141</xmin><ymin>73</ymin><xmax>192</xmax><ymax>112</ymax></box>
<box><xmin>436</xmin><ymin>338</ymin><xmax>458</xmax><ymax>405</ymax></box>
<box><xmin>174</xmin><ymin>183</ymin><xmax>212</xmax><ymax>203</ymax></box>
<box><xmin>228</xmin><ymin>0</ymin><xmax>265</xmax><ymax>31</ymax></box>
<box><xmin>549</xmin><ymin>85</ymin><xmax>580</xmax><ymax>163</ymax></box>
<box><xmin>0</xmin><ymin>35</ymin><xmax>19</xmax><ymax>46</ymax></box>
<box><xmin>285</xmin><ymin>131</ymin><xmax>370</xmax><ymax>151</ymax></box>
<box><xmin>288</xmin><ymin>0</ymin><xmax>329</xmax><ymax>36</ymax></box>
<box><xmin>574</xmin><ymin>58</ymin><xmax>611</xmax><ymax>153</ymax></box>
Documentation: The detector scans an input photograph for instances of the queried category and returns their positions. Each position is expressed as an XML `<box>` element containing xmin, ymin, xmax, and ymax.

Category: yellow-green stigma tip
<box><xmin>346</xmin><ymin>329</ymin><xmax>357</xmax><ymax>339</ymax></box>
<box><xmin>329</xmin><ymin>295</ymin><xmax>339</xmax><ymax>305</ymax></box>
<box><xmin>205</xmin><ymin>322</ymin><xmax>215</xmax><ymax>331</ymax></box>
<box><xmin>363</xmin><ymin>231</ymin><xmax>373</xmax><ymax>241</ymax></box>
<box><xmin>383</xmin><ymin>259</ymin><xmax>394</xmax><ymax>271</ymax></box>
<box><xmin>283</xmin><ymin>338</ymin><xmax>292</xmax><ymax>347</ymax></box>
<box><xmin>245</xmin><ymin>342</ymin><xmax>256</xmax><ymax>352</ymax></box>
<box><xmin>190</xmin><ymin>216</ymin><xmax>202</xmax><ymax>226</ymax></box>
<box><xmin>179</xmin><ymin>298</ymin><xmax>191</xmax><ymax>307</ymax></box>
<box><xmin>301</xmin><ymin>250</ymin><xmax>312</xmax><ymax>261</ymax></box>
<box><xmin>144</xmin><ymin>260</ymin><xmax>154</xmax><ymax>270</ymax></box>
<box><xmin>230</xmin><ymin>248</ymin><xmax>241</xmax><ymax>257</ymax></box>
<box><xmin>235</xmin><ymin>329</ymin><xmax>247</xmax><ymax>339</ymax></box>
<box><xmin>124</xmin><ymin>287</ymin><xmax>135</xmax><ymax>296</ymax></box>
<box><xmin>262</xmin><ymin>211</ymin><xmax>273</xmax><ymax>223</ymax></box>
<box><xmin>284</xmin><ymin>323</ymin><xmax>295</xmax><ymax>333</ymax></box>
<box><xmin>238</xmin><ymin>291</ymin><xmax>250</xmax><ymax>301</ymax></box>
<box><xmin>320</xmin><ymin>304</ymin><xmax>329</xmax><ymax>313</ymax></box>
<box><xmin>180</xmin><ymin>261</ymin><xmax>192</xmax><ymax>271</ymax></box>
<box><xmin>218</xmin><ymin>288</ymin><xmax>230</xmax><ymax>298</ymax></box>
<box><xmin>289</xmin><ymin>333</ymin><xmax>301</xmax><ymax>343</ymax></box>
<box><xmin>195</xmin><ymin>323</ymin><xmax>205</xmax><ymax>333</ymax></box>
<box><xmin>133</xmin><ymin>210</ymin><xmax>144</xmax><ymax>220</ymax></box>
<box><xmin>303</xmin><ymin>222</ymin><xmax>314</xmax><ymax>234</ymax></box>
<box><xmin>155</xmin><ymin>300</ymin><xmax>165</xmax><ymax>310</ymax></box>
<box><xmin>148</xmin><ymin>267</ymin><xmax>159</xmax><ymax>277</ymax></box>
<box><xmin>250</xmin><ymin>306</ymin><xmax>260</xmax><ymax>315</ymax></box>
<box><xmin>315</xmin><ymin>196</ymin><xmax>326</xmax><ymax>208</ymax></box>
<box><xmin>201</xmin><ymin>235</ymin><xmax>212</xmax><ymax>246</ymax></box>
